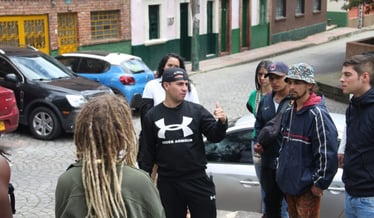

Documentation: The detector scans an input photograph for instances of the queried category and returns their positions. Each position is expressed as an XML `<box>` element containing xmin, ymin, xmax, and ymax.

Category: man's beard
<box><xmin>290</xmin><ymin>90</ymin><xmax>308</xmax><ymax>100</ymax></box>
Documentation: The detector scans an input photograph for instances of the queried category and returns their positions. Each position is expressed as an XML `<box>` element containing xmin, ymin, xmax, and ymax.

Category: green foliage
<box><xmin>341</xmin><ymin>0</ymin><xmax>374</xmax><ymax>11</ymax></box>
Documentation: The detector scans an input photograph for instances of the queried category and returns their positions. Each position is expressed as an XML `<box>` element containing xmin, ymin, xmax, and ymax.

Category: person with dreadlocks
<box><xmin>55</xmin><ymin>94</ymin><xmax>165</xmax><ymax>218</ymax></box>
<box><xmin>0</xmin><ymin>146</ymin><xmax>13</xmax><ymax>218</ymax></box>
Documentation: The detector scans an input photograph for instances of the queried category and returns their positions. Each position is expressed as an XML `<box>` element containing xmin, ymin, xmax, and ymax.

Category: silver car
<box><xmin>205</xmin><ymin>113</ymin><xmax>346</xmax><ymax>217</ymax></box>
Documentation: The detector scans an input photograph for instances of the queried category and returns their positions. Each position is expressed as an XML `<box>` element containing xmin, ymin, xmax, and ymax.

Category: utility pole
<box><xmin>358</xmin><ymin>0</ymin><xmax>364</xmax><ymax>29</ymax></box>
<box><xmin>190</xmin><ymin>0</ymin><xmax>200</xmax><ymax>71</ymax></box>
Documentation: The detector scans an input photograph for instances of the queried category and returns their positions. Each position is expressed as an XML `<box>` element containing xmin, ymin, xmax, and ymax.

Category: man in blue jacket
<box><xmin>339</xmin><ymin>54</ymin><xmax>374</xmax><ymax>218</ymax></box>
<box><xmin>276</xmin><ymin>63</ymin><xmax>338</xmax><ymax>218</ymax></box>
<box><xmin>254</xmin><ymin>61</ymin><xmax>290</xmax><ymax>218</ymax></box>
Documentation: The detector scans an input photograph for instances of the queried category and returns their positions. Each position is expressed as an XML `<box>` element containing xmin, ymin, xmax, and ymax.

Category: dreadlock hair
<box><xmin>0</xmin><ymin>146</ymin><xmax>11</xmax><ymax>162</ymax></box>
<box><xmin>74</xmin><ymin>94</ymin><xmax>138</xmax><ymax>218</ymax></box>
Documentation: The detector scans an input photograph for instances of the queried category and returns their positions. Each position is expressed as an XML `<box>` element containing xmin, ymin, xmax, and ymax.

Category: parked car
<box><xmin>55</xmin><ymin>51</ymin><xmax>154</xmax><ymax>110</ymax></box>
<box><xmin>0</xmin><ymin>46</ymin><xmax>113</xmax><ymax>140</ymax></box>
<box><xmin>205</xmin><ymin>112</ymin><xmax>346</xmax><ymax>217</ymax></box>
<box><xmin>0</xmin><ymin>86</ymin><xmax>19</xmax><ymax>134</ymax></box>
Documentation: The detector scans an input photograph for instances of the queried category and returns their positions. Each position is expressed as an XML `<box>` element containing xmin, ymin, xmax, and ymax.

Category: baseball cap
<box><xmin>161</xmin><ymin>67</ymin><xmax>189</xmax><ymax>83</ymax></box>
<box><xmin>265</xmin><ymin>62</ymin><xmax>289</xmax><ymax>77</ymax></box>
<box><xmin>285</xmin><ymin>63</ymin><xmax>316</xmax><ymax>84</ymax></box>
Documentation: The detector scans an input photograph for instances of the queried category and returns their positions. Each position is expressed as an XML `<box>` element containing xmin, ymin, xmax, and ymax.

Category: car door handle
<box><xmin>239</xmin><ymin>180</ymin><xmax>260</xmax><ymax>186</ymax></box>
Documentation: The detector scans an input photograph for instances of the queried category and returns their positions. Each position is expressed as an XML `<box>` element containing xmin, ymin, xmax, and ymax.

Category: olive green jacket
<box><xmin>55</xmin><ymin>161</ymin><xmax>165</xmax><ymax>218</ymax></box>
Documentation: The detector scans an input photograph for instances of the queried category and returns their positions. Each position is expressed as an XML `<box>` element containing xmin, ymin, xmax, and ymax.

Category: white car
<box><xmin>205</xmin><ymin>113</ymin><xmax>346</xmax><ymax>217</ymax></box>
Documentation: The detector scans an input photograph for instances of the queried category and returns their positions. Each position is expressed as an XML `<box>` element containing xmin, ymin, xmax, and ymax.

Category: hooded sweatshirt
<box><xmin>276</xmin><ymin>93</ymin><xmax>338</xmax><ymax>196</ymax></box>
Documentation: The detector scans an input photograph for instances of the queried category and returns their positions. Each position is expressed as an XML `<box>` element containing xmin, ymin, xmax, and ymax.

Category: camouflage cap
<box><xmin>285</xmin><ymin>63</ymin><xmax>316</xmax><ymax>84</ymax></box>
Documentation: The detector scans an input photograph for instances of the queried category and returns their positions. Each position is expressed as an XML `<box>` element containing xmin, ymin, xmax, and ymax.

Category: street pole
<box><xmin>358</xmin><ymin>0</ymin><xmax>364</xmax><ymax>29</ymax></box>
<box><xmin>191</xmin><ymin>0</ymin><xmax>200</xmax><ymax>71</ymax></box>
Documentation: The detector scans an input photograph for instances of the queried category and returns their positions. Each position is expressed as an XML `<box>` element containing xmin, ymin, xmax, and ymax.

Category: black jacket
<box><xmin>254</xmin><ymin>92</ymin><xmax>290</xmax><ymax>168</ymax></box>
<box><xmin>343</xmin><ymin>88</ymin><xmax>374</xmax><ymax>197</ymax></box>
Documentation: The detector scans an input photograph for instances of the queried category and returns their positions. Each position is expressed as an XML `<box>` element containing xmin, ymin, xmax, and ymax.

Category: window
<box><xmin>276</xmin><ymin>0</ymin><xmax>286</xmax><ymax>19</ymax></box>
<box><xmin>91</xmin><ymin>11</ymin><xmax>120</xmax><ymax>40</ymax></box>
<box><xmin>313</xmin><ymin>0</ymin><xmax>321</xmax><ymax>12</ymax></box>
<box><xmin>148</xmin><ymin>5</ymin><xmax>160</xmax><ymax>40</ymax></box>
<box><xmin>205</xmin><ymin>128</ymin><xmax>254</xmax><ymax>164</ymax></box>
<box><xmin>295</xmin><ymin>0</ymin><xmax>304</xmax><ymax>16</ymax></box>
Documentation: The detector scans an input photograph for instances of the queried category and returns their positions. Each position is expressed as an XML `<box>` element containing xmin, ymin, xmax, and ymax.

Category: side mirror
<box><xmin>5</xmin><ymin>74</ymin><xmax>19</xmax><ymax>83</ymax></box>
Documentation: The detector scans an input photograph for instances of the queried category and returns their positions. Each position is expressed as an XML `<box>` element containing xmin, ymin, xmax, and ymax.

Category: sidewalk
<box><xmin>186</xmin><ymin>26</ymin><xmax>372</xmax><ymax>74</ymax></box>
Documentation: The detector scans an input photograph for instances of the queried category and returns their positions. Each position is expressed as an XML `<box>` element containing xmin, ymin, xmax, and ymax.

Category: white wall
<box><xmin>327</xmin><ymin>0</ymin><xmax>347</xmax><ymax>12</ymax></box>
<box><xmin>251</xmin><ymin>0</ymin><xmax>260</xmax><ymax>25</ymax></box>
<box><xmin>131</xmin><ymin>0</ymin><xmax>221</xmax><ymax>46</ymax></box>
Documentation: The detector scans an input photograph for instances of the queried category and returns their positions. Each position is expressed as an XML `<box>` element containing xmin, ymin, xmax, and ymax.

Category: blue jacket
<box><xmin>343</xmin><ymin>88</ymin><xmax>374</xmax><ymax>197</ymax></box>
<box><xmin>254</xmin><ymin>92</ymin><xmax>290</xmax><ymax>168</ymax></box>
<box><xmin>276</xmin><ymin>93</ymin><xmax>338</xmax><ymax>195</ymax></box>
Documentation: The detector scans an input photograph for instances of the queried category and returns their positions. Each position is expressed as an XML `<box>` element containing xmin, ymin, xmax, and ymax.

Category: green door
<box><xmin>207</xmin><ymin>1</ymin><xmax>216</xmax><ymax>55</ymax></box>
<box><xmin>241</xmin><ymin>0</ymin><xmax>249</xmax><ymax>49</ymax></box>
<box><xmin>180</xmin><ymin>3</ymin><xmax>190</xmax><ymax>61</ymax></box>
<box><xmin>220</xmin><ymin>0</ymin><xmax>227</xmax><ymax>52</ymax></box>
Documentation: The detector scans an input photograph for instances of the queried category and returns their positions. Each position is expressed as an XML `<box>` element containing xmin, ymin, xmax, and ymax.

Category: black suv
<box><xmin>0</xmin><ymin>46</ymin><xmax>113</xmax><ymax>140</ymax></box>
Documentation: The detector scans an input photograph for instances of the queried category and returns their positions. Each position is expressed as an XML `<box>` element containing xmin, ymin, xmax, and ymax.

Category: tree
<box><xmin>342</xmin><ymin>0</ymin><xmax>374</xmax><ymax>10</ymax></box>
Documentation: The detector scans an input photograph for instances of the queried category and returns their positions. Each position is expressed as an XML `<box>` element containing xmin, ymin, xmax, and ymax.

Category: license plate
<box><xmin>0</xmin><ymin>121</ymin><xmax>5</xmax><ymax>131</ymax></box>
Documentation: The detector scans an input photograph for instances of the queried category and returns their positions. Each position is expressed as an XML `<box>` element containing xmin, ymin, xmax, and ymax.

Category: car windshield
<box><xmin>10</xmin><ymin>54</ymin><xmax>75</xmax><ymax>81</ymax></box>
<box><xmin>121</xmin><ymin>58</ymin><xmax>151</xmax><ymax>74</ymax></box>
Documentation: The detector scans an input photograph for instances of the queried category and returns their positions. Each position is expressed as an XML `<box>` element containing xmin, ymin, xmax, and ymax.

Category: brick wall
<box><xmin>0</xmin><ymin>0</ymin><xmax>130</xmax><ymax>50</ymax></box>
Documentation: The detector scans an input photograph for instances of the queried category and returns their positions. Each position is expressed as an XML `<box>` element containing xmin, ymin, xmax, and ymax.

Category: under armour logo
<box><xmin>210</xmin><ymin>195</ymin><xmax>216</xmax><ymax>200</ymax></box>
<box><xmin>155</xmin><ymin>116</ymin><xmax>193</xmax><ymax>139</ymax></box>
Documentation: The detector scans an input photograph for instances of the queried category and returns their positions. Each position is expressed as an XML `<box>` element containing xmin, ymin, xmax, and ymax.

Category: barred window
<box><xmin>313</xmin><ymin>0</ymin><xmax>321</xmax><ymax>12</ymax></box>
<box><xmin>295</xmin><ymin>0</ymin><xmax>304</xmax><ymax>16</ymax></box>
<box><xmin>276</xmin><ymin>0</ymin><xmax>286</xmax><ymax>19</ymax></box>
<box><xmin>148</xmin><ymin>5</ymin><xmax>160</xmax><ymax>40</ymax></box>
<box><xmin>91</xmin><ymin>10</ymin><xmax>120</xmax><ymax>40</ymax></box>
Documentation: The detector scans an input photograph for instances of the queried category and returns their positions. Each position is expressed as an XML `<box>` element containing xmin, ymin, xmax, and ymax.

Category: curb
<box><xmin>187</xmin><ymin>26</ymin><xmax>374</xmax><ymax>75</ymax></box>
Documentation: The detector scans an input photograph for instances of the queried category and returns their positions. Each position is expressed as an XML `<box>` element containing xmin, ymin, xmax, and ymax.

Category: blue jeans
<box><xmin>345</xmin><ymin>193</ymin><xmax>374</xmax><ymax>218</ymax></box>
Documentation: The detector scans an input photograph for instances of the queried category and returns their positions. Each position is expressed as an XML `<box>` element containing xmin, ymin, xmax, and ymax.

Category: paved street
<box><xmin>2</xmin><ymin>26</ymin><xmax>372</xmax><ymax>217</ymax></box>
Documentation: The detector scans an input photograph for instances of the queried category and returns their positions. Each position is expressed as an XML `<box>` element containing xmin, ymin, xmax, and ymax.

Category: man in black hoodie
<box><xmin>141</xmin><ymin>67</ymin><xmax>227</xmax><ymax>218</ymax></box>
<box><xmin>340</xmin><ymin>54</ymin><xmax>374</xmax><ymax>218</ymax></box>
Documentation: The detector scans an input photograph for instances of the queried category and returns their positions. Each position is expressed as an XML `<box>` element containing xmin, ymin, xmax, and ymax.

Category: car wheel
<box><xmin>28</xmin><ymin>106</ymin><xmax>62</xmax><ymax>140</ymax></box>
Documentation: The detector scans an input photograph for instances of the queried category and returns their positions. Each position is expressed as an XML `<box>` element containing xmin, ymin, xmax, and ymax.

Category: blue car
<box><xmin>56</xmin><ymin>51</ymin><xmax>154</xmax><ymax>109</ymax></box>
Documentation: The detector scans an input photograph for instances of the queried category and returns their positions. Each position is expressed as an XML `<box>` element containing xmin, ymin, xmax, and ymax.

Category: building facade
<box><xmin>0</xmin><ymin>0</ymin><xmax>131</xmax><ymax>56</ymax></box>
<box><xmin>327</xmin><ymin>0</ymin><xmax>374</xmax><ymax>28</ymax></box>
<box><xmin>132</xmin><ymin>0</ymin><xmax>328</xmax><ymax>69</ymax></box>
<box><xmin>0</xmin><ymin>0</ymin><xmax>329</xmax><ymax>70</ymax></box>
<box><xmin>268</xmin><ymin>0</ymin><xmax>327</xmax><ymax>44</ymax></box>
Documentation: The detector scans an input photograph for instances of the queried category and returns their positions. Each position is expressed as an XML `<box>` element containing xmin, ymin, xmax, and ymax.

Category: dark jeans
<box><xmin>261</xmin><ymin>166</ymin><xmax>285</xmax><ymax>218</ymax></box>
<box><xmin>157</xmin><ymin>175</ymin><xmax>216</xmax><ymax>218</ymax></box>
